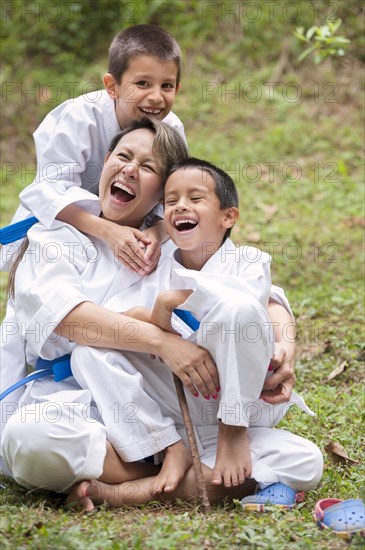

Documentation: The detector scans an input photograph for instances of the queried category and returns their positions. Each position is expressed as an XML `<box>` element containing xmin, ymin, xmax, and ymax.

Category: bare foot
<box><xmin>152</xmin><ymin>440</ymin><xmax>192</xmax><ymax>495</ymax></box>
<box><xmin>65</xmin><ymin>481</ymin><xmax>95</xmax><ymax>512</ymax></box>
<box><xmin>211</xmin><ymin>424</ymin><xmax>252</xmax><ymax>488</ymax></box>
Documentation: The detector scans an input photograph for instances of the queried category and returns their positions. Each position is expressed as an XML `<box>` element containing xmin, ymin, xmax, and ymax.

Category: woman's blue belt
<box><xmin>0</xmin><ymin>310</ymin><xmax>200</xmax><ymax>401</ymax></box>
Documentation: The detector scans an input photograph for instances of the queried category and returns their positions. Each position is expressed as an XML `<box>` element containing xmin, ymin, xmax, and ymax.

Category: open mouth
<box><xmin>111</xmin><ymin>181</ymin><xmax>136</xmax><ymax>203</ymax></box>
<box><xmin>173</xmin><ymin>218</ymin><xmax>198</xmax><ymax>232</ymax></box>
<box><xmin>139</xmin><ymin>107</ymin><xmax>163</xmax><ymax>116</ymax></box>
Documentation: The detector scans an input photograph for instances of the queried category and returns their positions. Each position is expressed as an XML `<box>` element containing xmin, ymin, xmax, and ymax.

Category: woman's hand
<box><xmin>158</xmin><ymin>334</ymin><xmax>220</xmax><ymax>399</ymax></box>
<box><xmin>105</xmin><ymin>224</ymin><xmax>153</xmax><ymax>274</ymax></box>
<box><xmin>260</xmin><ymin>342</ymin><xmax>296</xmax><ymax>404</ymax></box>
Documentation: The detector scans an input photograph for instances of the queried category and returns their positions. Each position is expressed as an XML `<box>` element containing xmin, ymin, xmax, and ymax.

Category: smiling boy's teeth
<box><xmin>140</xmin><ymin>108</ymin><xmax>162</xmax><ymax>115</ymax></box>
<box><xmin>174</xmin><ymin>218</ymin><xmax>198</xmax><ymax>227</ymax></box>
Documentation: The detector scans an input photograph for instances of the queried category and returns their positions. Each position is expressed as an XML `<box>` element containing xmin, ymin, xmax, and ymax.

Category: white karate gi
<box><xmin>1</xmin><ymin>225</ymin><xmax>323</xmax><ymax>493</ymax></box>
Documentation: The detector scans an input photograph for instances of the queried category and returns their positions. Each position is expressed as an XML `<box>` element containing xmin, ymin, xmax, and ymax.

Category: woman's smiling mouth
<box><xmin>111</xmin><ymin>181</ymin><xmax>136</xmax><ymax>203</ymax></box>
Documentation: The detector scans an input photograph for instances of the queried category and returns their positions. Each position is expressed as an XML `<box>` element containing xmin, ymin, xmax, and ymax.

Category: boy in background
<box><xmin>3</xmin><ymin>24</ymin><xmax>185</xmax><ymax>271</ymax></box>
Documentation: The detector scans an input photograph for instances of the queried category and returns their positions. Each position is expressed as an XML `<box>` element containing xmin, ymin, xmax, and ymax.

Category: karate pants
<box><xmin>1</xmin><ymin>393</ymin><xmax>323</xmax><ymax>494</ymax></box>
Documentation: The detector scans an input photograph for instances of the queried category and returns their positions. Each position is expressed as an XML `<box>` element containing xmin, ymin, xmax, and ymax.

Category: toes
<box><xmin>211</xmin><ymin>468</ymin><xmax>223</xmax><ymax>486</ymax></box>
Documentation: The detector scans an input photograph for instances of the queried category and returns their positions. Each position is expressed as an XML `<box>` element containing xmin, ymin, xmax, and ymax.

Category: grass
<box><xmin>1</xmin><ymin>5</ymin><xmax>364</xmax><ymax>549</ymax></box>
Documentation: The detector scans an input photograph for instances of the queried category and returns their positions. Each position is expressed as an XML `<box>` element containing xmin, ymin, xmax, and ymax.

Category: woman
<box><xmin>1</xmin><ymin>118</ymin><xmax>303</xmax><ymax>509</ymax></box>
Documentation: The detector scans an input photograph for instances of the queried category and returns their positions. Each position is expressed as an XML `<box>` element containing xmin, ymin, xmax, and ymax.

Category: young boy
<box><xmin>69</xmin><ymin>158</ymin><xmax>319</xmax><ymax>504</ymax></box>
<box><xmin>2</xmin><ymin>24</ymin><xmax>184</xmax><ymax>272</ymax></box>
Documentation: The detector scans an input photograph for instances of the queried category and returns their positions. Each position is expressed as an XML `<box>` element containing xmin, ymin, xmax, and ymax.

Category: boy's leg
<box><xmin>192</xmin><ymin>424</ymin><xmax>323</xmax><ymax>498</ymax></box>
<box><xmin>248</xmin><ymin>427</ymin><xmax>323</xmax><ymax>493</ymax></box>
<box><xmin>194</xmin><ymin>294</ymin><xmax>274</xmax><ymax>486</ymax></box>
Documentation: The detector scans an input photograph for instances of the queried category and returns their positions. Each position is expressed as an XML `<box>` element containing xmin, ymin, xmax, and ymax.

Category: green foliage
<box><xmin>1</xmin><ymin>0</ymin><xmax>122</xmax><ymax>77</ymax></box>
<box><xmin>1</xmin><ymin>0</ymin><xmax>364</xmax><ymax>547</ymax></box>
<box><xmin>295</xmin><ymin>19</ymin><xmax>351</xmax><ymax>64</ymax></box>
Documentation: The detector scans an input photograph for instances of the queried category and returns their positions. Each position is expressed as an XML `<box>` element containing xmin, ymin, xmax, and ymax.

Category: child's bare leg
<box><xmin>211</xmin><ymin>423</ymin><xmax>252</xmax><ymax>488</ymax></box>
<box><xmin>100</xmin><ymin>441</ymin><xmax>158</xmax><ymax>483</ymax></box>
<box><xmin>151</xmin><ymin>440</ymin><xmax>192</xmax><ymax>495</ymax></box>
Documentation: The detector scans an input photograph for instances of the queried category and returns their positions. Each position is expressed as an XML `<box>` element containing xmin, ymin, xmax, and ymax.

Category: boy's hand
<box><xmin>140</xmin><ymin>228</ymin><xmax>162</xmax><ymax>274</ymax></box>
<box><xmin>158</xmin><ymin>335</ymin><xmax>219</xmax><ymax>399</ymax></box>
<box><xmin>151</xmin><ymin>290</ymin><xmax>193</xmax><ymax>334</ymax></box>
<box><xmin>260</xmin><ymin>342</ymin><xmax>296</xmax><ymax>404</ymax></box>
<box><xmin>106</xmin><ymin>225</ymin><xmax>153</xmax><ymax>274</ymax></box>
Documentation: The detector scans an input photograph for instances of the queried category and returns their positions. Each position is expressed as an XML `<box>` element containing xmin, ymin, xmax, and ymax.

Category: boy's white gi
<box><xmin>1</xmin><ymin>222</ymin><xmax>323</xmax><ymax>493</ymax></box>
<box><xmin>3</xmin><ymin>90</ymin><xmax>185</xmax><ymax>235</ymax></box>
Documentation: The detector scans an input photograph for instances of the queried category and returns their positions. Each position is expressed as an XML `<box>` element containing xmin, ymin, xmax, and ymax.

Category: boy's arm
<box><xmin>260</xmin><ymin>299</ymin><xmax>296</xmax><ymax>404</ymax></box>
<box><xmin>57</xmin><ymin>204</ymin><xmax>154</xmax><ymax>274</ymax></box>
<box><xmin>151</xmin><ymin>289</ymin><xmax>193</xmax><ymax>334</ymax></box>
<box><xmin>19</xmin><ymin>96</ymin><xmax>105</xmax><ymax>229</ymax></box>
<box><xmin>140</xmin><ymin>218</ymin><xmax>169</xmax><ymax>273</ymax></box>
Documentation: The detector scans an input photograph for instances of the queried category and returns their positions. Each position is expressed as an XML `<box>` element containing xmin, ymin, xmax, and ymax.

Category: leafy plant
<box><xmin>294</xmin><ymin>19</ymin><xmax>350</xmax><ymax>64</ymax></box>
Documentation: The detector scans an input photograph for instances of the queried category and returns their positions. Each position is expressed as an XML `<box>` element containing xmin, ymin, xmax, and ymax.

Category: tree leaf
<box><xmin>327</xmin><ymin>360</ymin><xmax>347</xmax><ymax>381</ymax></box>
<box><xmin>325</xmin><ymin>441</ymin><xmax>359</xmax><ymax>466</ymax></box>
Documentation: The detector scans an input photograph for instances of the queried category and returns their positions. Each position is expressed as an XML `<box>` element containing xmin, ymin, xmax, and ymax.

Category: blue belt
<box><xmin>0</xmin><ymin>216</ymin><xmax>39</xmax><ymax>245</ymax></box>
<box><xmin>0</xmin><ymin>310</ymin><xmax>200</xmax><ymax>401</ymax></box>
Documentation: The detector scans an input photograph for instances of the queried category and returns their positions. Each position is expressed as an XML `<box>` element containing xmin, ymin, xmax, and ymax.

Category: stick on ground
<box><xmin>173</xmin><ymin>374</ymin><xmax>211</xmax><ymax>513</ymax></box>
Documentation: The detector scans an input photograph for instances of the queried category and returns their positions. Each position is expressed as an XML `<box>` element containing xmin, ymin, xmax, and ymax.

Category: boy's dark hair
<box><xmin>167</xmin><ymin>157</ymin><xmax>239</xmax><ymax>209</ymax></box>
<box><xmin>109</xmin><ymin>24</ymin><xmax>182</xmax><ymax>85</ymax></box>
<box><xmin>166</xmin><ymin>158</ymin><xmax>239</xmax><ymax>239</ymax></box>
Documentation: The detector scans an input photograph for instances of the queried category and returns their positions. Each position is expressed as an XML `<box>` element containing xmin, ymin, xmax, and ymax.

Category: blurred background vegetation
<box><xmin>1</xmin><ymin>2</ymin><xmax>364</xmax><ymax>547</ymax></box>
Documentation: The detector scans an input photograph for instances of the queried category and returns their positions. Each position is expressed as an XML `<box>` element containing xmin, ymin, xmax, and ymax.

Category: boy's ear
<box><xmin>222</xmin><ymin>207</ymin><xmax>239</xmax><ymax>229</ymax></box>
<box><xmin>175</xmin><ymin>82</ymin><xmax>181</xmax><ymax>95</ymax></box>
<box><xmin>103</xmin><ymin>73</ymin><xmax>119</xmax><ymax>99</ymax></box>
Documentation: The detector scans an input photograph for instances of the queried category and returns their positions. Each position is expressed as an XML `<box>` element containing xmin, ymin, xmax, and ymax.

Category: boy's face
<box><xmin>164</xmin><ymin>168</ymin><xmax>238</xmax><ymax>269</ymax></box>
<box><xmin>104</xmin><ymin>55</ymin><xmax>180</xmax><ymax>129</ymax></box>
<box><xmin>99</xmin><ymin>128</ymin><xmax>162</xmax><ymax>228</ymax></box>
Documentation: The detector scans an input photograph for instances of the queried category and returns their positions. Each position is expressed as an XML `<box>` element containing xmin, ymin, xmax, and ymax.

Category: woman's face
<box><xmin>99</xmin><ymin>128</ymin><xmax>162</xmax><ymax>227</ymax></box>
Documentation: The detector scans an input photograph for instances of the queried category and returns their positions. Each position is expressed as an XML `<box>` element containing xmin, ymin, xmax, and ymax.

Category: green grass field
<box><xmin>1</xmin><ymin>1</ymin><xmax>364</xmax><ymax>548</ymax></box>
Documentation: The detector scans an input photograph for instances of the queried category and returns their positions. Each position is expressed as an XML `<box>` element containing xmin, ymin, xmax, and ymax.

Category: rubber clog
<box><xmin>241</xmin><ymin>482</ymin><xmax>304</xmax><ymax>511</ymax></box>
<box><xmin>314</xmin><ymin>498</ymin><xmax>365</xmax><ymax>540</ymax></box>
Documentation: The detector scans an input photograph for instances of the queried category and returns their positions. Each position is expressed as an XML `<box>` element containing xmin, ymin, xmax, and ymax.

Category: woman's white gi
<box><xmin>1</xmin><ymin>223</ymin><xmax>323</xmax><ymax>493</ymax></box>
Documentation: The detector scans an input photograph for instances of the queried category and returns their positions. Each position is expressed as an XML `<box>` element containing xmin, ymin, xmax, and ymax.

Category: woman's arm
<box><xmin>56</xmin><ymin>301</ymin><xmax>219</xmax><ymax>399</ymax></box>
<box><xmin>260</xmin><ymin>299</ymin><xmax>296</xmax><ymax>404</ymax></box>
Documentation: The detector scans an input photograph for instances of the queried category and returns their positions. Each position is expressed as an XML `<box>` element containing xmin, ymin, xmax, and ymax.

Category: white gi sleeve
<box><xmin>19</xmin><ymin>97</ymin><xmax>104</xmax><ymax>228</ymax></box>
<box><xmin>269</xmin><ymin>284</ymin><xmax>294</xmax><ymax>318</ymax></box>
<box><xmin>14</xmin><ymin>223</ymin><xmax>93</xmax><ymax>357</ymax></box>
<box><xmin>172</xmin><ymin>247</ymin><xmax>272</xmax><ymax>319</ymax></box>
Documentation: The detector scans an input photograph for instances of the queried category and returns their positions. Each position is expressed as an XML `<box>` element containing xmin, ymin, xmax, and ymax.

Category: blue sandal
<box><xmin>241</xmin><ymin>482</ymin><xmax>304</xmax><ymax>511</ymax></box>
<box><xmin>314</xmin><ymin>498</ymin><xmax>365</xmax><ymax>540</ymax></box>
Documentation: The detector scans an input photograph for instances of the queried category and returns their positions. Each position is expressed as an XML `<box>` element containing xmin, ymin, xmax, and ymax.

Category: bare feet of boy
<box><xmin>211</xmin><ymin>424</ymin><xmax>252</xmax><ymax>487</ymax></box>
<box><xmin>152</xmin><ymin>440</ymin><xmax>192</xmax><ymax>495</ymax></box>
